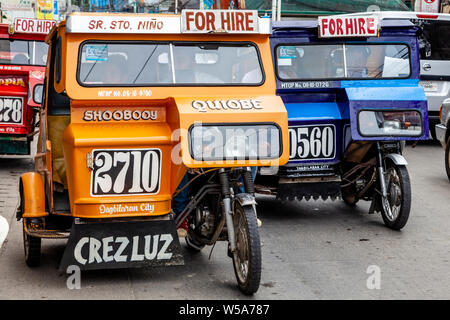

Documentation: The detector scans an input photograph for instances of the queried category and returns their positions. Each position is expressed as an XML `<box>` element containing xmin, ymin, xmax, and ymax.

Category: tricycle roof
<box><xmin>0</xmin><ymin>18</ymin><xmax>55</xmax><ymax>41</ymax></box>
<box><xmin>65</xmin><ymin>10</ymin><xmax>272</xmax><ymax>35</ymax></box>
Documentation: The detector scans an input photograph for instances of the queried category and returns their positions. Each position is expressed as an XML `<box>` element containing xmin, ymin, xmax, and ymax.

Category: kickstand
<box><xmin>368</xmin><ymin>197</ymin><xmax>376</xmax><ymax>214</ymax></box>
<box><xmin>208</xmin><ymin>242</ymin><xmax>216</xmax><ymax>260</ymax></box>
<box><xmin>411</xmin><ymin>141</ymin><xmax>418</xmax><ymax>148</ymax></box>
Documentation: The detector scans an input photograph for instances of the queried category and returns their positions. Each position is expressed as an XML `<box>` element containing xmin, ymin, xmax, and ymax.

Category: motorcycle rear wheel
<box><xmin>23</xmin><ymin>219</ymin><xmax>41</xmax><ymax>267</ymax></box>
<box><xmin>231</xmin><ymin>203</ymin><xmax>261</xmax><ymax>295</ymax></box>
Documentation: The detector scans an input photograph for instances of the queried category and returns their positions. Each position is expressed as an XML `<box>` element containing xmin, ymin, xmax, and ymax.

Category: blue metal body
<box><xmin>271</xmin><ymin>19</ymin><xmax>429</xmax><ymax>168</ymax></box>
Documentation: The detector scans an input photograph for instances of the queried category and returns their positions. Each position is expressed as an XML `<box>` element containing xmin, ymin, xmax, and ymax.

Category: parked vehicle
<box><xmin>435</xmin><ymin>99</ymin><xmax>450</xmax><ymax>180</ymax></box>
<box><xmin>340</xmin><ymin>11</ymin><xmax>450</xmax><ymax>140</ymax></box>
<box><xmin>255</xmin><ymin>14</ymin><xmax>428</xmax><ymax>230</ymax></box>
<box><xmin>16</xmin><ymin>11</ymin><xmax>289</xmax><ymax>295</ymax></box>
<box><xmin>0</xmin><ymin>18</ymin><xmax>55</xmax><ymax>155</ymax></box>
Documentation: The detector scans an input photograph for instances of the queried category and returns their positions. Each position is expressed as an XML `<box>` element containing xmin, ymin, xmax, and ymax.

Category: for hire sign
<box><xmin>318</xmin><ymin>15</ymin><xmax>379</xmax><ymax>38</ymax></box>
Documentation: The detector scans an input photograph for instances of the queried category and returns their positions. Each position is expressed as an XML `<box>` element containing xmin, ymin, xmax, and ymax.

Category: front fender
<box><xmin>385</xmin><ymin>153</ymin><xmax>408</xmax><ymax>166</ymax></box>
<box><xmin>18</xmin><ymin>172</ymin><xmax>47</xmax><ymax>219</ymax></box>
<box><xmin>234</xmin><ymin>193</ymin><xmax>257</xmax><ymax>207</ymax></box>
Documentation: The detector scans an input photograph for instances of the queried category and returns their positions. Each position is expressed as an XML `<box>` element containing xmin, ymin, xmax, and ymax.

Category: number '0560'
<box><xmin>91</xmin><ymin>149</ymin><xmax>161</xmax><ymax>196</ymax></box>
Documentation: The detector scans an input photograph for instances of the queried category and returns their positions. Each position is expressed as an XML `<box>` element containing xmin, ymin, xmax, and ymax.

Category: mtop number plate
<box><xmin>91</xmin><ymin>148</ymin><xmax>161</xmax><ymax>196</ymax></box>
<box><xmin>289</xmin><ymin>125</ymin><xmax>336</xmax><ymax>161</ymax></box>
<box><xmin>0</xmin><ymin>97</ymin><xmax>23</xmax><ymax>125</ymax></box>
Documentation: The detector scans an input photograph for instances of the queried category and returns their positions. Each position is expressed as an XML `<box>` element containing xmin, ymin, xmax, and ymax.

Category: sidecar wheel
<box><xmin>342</xmin><ymin>194</ymin><xmax>359</xmax><ymax>206</ymax></box>
<box><xmin>231</xmin><ymin>203</ymin><xmax>261</xmax><ymax>295</ymax></box>
<box><xmin>445</xmin><ymin>137</ymin><xmax>450</xmax><ymax>181</ymax></box>
<box><xmin>380</xmin><ymin>161</ymin><xmax>411</xmax><ymax>231</ymax></box>
<box><xmin>23</xmin><ymin>219</ymin><xmax>41</xmax><ymax>267</ymax></box>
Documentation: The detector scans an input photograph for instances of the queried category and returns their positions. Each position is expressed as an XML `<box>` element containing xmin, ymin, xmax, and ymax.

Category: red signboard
<box><xmin>14</xmin><ymin>18</ymin><xmax>56</xmax><ymax>34</ymax></box>
<box><xmin>319</xmin><ymin>15</ymin><xmax>379</xmax><ymax>38</ymax></box>
<box><xmin>182</xmin><ymin>10</ymin><xmax>259</xmax><ymax>33</ymax></box>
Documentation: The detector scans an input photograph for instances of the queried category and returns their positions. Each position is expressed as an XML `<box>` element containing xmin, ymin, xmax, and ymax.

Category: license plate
<box><xmin>289</xmin><ymin>125</ymin><xmax>336</xmax><ymax>161</ymax></box>
<box><xmin>420</xmin><ymin>81</ymin><xmax>438</xmax><ymax>92</ymax></box>
<box><xmin>0</xmin><ymin>96</ymin><xmax>23</xmax><ymax>125</ymax></box>
<box><xmin>91</xmin><ymin>148</ymin><xmax>161</xmax><ymax>196</ymax></box>
<box><xmin>59</xmin><ymin>220</ymin><xmax>184</xmax><ymax>271</ymax></box>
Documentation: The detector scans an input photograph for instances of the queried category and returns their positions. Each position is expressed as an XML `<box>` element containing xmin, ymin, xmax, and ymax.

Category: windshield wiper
<box><xmin>133</xmin><ymin>45</ymin><xmax>158</xmax><ymax>84</ymax></box>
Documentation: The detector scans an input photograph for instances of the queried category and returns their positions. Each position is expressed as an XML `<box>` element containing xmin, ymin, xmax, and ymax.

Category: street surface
<box><xmin>0</xmin><ymin>139</ymin><xmax>449</xmax><ymax>299</ymax></box>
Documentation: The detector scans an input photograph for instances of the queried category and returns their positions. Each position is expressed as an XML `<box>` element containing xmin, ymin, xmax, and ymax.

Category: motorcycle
<box><xmin>256</xmin><ymin>14</ymin><xmax>429</xmax><ymax>230</ymax></box>
<box><xmin>17</xmin><ymin>10</ymin><xmax>289</xmax><ymax>295</ymax></box>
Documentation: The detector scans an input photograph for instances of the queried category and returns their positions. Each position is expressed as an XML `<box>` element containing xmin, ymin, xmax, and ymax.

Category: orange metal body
<box><xmin>29</xmin><ymin>13</ymin><xmax>288</xmax><ymax>220</ymax></box>
<box><xmin>20</xmin><ymin>172</ymin><xmax>47</xmax><ymax>218</ymax></box>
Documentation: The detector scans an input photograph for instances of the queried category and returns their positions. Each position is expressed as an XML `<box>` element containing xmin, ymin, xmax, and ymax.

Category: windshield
<box><xmin>417</xmin><ymin>20</ymin><xmax>450</xmax><ymax>61</ymax></box>
<box><xmin>276</xmin><ymin>43</ymin><xmax>411</xmax><ymax>80</ymax></box>
<box><xmin>78</xmin><ymin>42</ymin><xmax>264</xmax><ymax>86</ymax></box>
<box><xmin>0</xmin><ymin>39</ymin><xmax>48</xmax><ymax>66</ymax></box>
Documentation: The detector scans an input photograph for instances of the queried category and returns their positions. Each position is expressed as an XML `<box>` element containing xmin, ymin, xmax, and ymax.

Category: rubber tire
<box><xmin>380</xmin><ymin>161</ymin><xmax>411</xmax><ymax>231</ymax></box>
<box><xmin>232</xmin><ymin>203</ymin><xmax>261</xmax><ymax>295</ymax></box>
<box><xmin>342</xmin><ymin>194</ymin><xmax>359</xmax><ymax>206</ymax></box>
<box><xmin>445</xmin><ymin>137</ymin><xmax>450</xmax><ymax>182</ymax></box>
<box><xmin>22</xmin><ymin>220</ymin><xmax>41</xmax><ymax>267</ymax></box>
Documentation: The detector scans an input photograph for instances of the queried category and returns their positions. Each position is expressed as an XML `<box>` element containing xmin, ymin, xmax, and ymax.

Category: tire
<box><xmin>445</xmin><ymin>137</ymin><xmax>450</xmax><ymax>181</ymax></box>
<box><xmin>342</xmin><ymin>194</ymin><xmax>359</xmax><ymax>206</ymax></box>
<box><xmin>22</xmin><ymin>219</ymin><xmax>41</xmax><ymax>267</ymax></box>
<box><xmin>380</xmin><ymin>160</ymin><xmax>411</xmax><ymax>230</ymax></box>
<box><xmin>231</xmin><ymin>202</ymin><xmax>261</xmax><ymax>295</ymax></box>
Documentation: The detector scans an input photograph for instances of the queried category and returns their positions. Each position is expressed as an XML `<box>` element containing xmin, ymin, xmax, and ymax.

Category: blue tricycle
<box><xmin>256</xmin><ymin>14</ymin><xmax>429</xmax><ymax>230</ymax></box>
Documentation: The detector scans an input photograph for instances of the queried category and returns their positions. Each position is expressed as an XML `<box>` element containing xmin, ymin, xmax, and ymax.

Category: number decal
<box><xmin>91</xmin><ymin>148</ymin><xmax>161</xmax><ymax>196</ymax></box>
<box><xmin>289</xmin><ymin>125</ymin><xmax>336</xmax><ymax>160</ymax></box>
<box><xmin>0</xmin><ymin>97</ymin><xmax>23</xmax><ymax>124</ymax></box>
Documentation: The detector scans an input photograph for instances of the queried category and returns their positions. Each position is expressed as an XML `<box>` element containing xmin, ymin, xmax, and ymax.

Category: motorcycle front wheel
<box><xmin>231</xmin><ymin>202</ymin><xmax>261</xmax><ymax>295</ymax></box>
<box><xmin>380</xmin><ymin>160</ymin><xmax>411</xmax><ymax>230</ymax></box>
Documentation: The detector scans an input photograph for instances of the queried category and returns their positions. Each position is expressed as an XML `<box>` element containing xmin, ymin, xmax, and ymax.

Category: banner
<box><xmin>36</xmin><ymin>0</ymin><xmax>54</xmax><ymax>20</ymax></box>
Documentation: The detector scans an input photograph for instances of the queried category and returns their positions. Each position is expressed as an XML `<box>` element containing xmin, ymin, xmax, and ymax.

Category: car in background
<box><xmin>435</xmin><ymin>99</ymin><xmax>450</xmax><ymax>180</ymax></box>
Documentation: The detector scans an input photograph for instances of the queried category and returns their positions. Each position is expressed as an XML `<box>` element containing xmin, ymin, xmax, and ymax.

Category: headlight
<box><xmin>358</xmin><ymin>110</ymin><xmax>422</xmax><ymax>137</ymax></box>
<box><xmin>33</xmin><ymin>84</ymin><xmax>44</xmax><ymax>105</ymax></box>
<box><xmin>189</xmin><ymin>124</ymin><xmax>281</xmax><ymax>161</ymax></box>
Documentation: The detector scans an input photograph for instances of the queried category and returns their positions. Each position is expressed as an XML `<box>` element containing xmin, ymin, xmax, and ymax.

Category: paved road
<box><xmin>0</xmin><ymin>139</ymin><xmax>449</xmax><ymax>299</ymax></box>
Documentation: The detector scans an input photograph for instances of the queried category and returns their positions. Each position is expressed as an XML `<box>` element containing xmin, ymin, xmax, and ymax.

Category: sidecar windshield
<box><xmin>276</xmin><ymin>43</ymin><xmax>411</xmax><ymax>80</ymax></box>
<box><xmin>78</xmin><ymin>42</ymin><xmax>264</xmax><ymax>86</ymax></box>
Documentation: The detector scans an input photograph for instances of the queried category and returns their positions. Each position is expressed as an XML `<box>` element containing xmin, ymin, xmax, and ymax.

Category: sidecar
<box><xmin>256</xmin><ymin>14</ymin><xmax>428</xmax><ymax>230</ymax></box>
<box><xmin>17</xmin><ymin>11</ymin><xmax>289</xmax><ymax>295</ymax></box>
<box><xmin>0</xmin><ymin>18</ymin><xmax>55</xmax><ymax>155</ymax></box>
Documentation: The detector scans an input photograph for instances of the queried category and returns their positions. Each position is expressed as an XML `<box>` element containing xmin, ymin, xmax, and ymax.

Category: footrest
<box><xmin>277</xmin><ymin>178</ymin><xmax>341</xmax><ymax>201</ymax></box>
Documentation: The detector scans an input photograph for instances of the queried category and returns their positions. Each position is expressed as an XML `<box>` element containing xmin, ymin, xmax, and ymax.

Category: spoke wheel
<box><xmin>380</xmin><ymin>161</ymin><xmax>411</xmax><ymax>230</ymax></box>
<box><xmin>23</xmin><ymin>219</ymin><xmax>41</xmax><ymax>267</ymax></box>
<box><xmin>231</xmin><ymin>203</ymin><xmax>261</xmax><ymax>295</ymax></box>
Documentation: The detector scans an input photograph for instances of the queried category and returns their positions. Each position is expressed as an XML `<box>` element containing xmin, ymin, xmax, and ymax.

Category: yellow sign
<box><xmin>36</xmin><ymin>0</ymin><xmax>53</xmax><ymax>20</ymax></box>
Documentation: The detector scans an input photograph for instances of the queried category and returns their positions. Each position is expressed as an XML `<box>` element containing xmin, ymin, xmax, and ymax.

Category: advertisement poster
<box><xmin>36</xmin><ymin>0</ymin><xmax>54</xmax><ymax>20</ymax></box>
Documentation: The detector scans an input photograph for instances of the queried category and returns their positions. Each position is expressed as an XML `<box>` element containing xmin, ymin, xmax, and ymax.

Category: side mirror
<box><xmin>33</xmin><ymin>84</ymin><xmax>44</xmax><ymax>105</ymax></box>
